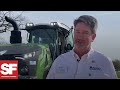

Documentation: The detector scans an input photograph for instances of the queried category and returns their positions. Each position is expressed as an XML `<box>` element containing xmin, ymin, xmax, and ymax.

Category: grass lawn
<box><xmin>116</xmin><ymin>71</ymin><xmax>120</xmax><ymax>78</ymax></box>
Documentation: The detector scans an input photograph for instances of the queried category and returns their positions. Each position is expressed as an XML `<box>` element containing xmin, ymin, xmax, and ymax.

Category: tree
<box><xmin>0</xmin><ymin>11</ymin><xmax>28</xmax><ymax>33</ymax></box>
<box><xmin>112</xmin><ymin>59</ymin><xmax>120</xmax><ymax>71</ymax></box>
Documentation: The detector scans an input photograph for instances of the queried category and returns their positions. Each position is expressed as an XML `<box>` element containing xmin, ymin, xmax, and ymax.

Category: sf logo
<box><xmin>0</xmin><ymin>63</ymin><xmax>17</xmax><ymax>75</ymax></box>
<box><xmin>0</xmin><ymin>60</ymin><xmax>18</xmax><ymax>79</ymax></box>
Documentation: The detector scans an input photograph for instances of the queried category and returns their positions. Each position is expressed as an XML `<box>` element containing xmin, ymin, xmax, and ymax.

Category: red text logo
<box><xmin>0</xmin><ymin>60</ymin><xmax>18</xmax><ymax>79</ymax></box>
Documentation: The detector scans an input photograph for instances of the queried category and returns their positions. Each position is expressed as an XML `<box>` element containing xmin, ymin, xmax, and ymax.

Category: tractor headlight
<box><xmin>24</xmin><ymin>52</ymin><xmax>36</xmax><ymax>59</ymax></box>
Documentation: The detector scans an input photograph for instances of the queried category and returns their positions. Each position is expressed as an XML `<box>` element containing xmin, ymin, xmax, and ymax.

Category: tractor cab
<box><xmin>25</xmin><ymin>22</ymin><xmax>73</xmax><ymax>60</ymax></box>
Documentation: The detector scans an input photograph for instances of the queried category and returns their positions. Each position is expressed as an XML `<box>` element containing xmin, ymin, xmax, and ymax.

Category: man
<box><xmin>46</xmin><ymin>15</ymin><xmax>117</xmax><ymax>79</ymax></box>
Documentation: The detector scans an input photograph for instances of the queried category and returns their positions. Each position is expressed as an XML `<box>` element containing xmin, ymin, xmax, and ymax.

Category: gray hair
<box><xmin>74</xmin><ymin>15</ymin><xmax>98</xmax><ymax>34</ymax></box>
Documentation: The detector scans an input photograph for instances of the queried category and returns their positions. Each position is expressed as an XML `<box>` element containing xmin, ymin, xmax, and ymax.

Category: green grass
<box><xmin>116</xmin><ymin>71</ymin><xmax>120</xmax><ymax>78</ymax></box>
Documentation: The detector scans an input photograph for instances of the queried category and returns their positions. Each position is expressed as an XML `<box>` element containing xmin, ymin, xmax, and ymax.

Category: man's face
<box><xmin>74</xmin><ymin>22</ymin><xmax>96</xmax><ymax>49</ymax></box>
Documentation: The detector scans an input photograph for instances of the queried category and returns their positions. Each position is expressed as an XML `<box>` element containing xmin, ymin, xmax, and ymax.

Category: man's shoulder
<box><xmin>93</xmin><ymin>50</ymin><xmax>111</xmax><ymax>61</ymax></box>
<box><xmin>93</xmin><ymin>50</ymin><xmax>105</xmax><ymax>56</ymax></box>
<box><xmin>58</xmin><ymin>50</ymin><xmax>72</xmax><ymax>59</ymax></box>
<box><xmin>61</xmin><ymin>50</ymin><xmax>72</xmax><ymax>56</ymax></box>
<box><xmin>54</xmin><ymin>50</ymin><xmax>73</xmax><ymax>62</ymax></box>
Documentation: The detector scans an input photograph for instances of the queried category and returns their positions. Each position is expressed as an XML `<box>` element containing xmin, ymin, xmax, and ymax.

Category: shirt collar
<box><xmin>71</xmin><ymin>47</ymin><xmax>94</xmax><ymax>60</ymax></box>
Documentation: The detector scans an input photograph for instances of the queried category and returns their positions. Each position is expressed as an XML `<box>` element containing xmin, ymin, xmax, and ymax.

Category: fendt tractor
<box><xmin>0</xmin><ymin>16</ymin><xmax>73</xmax><ymax>79</ymax></box>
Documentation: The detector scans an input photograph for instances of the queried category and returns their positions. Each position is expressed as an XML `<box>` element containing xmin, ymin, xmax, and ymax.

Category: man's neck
<box><xmin>73</xmin><ymin>46</ymin><xmax>91</xmax><ymax>59</ymax></box>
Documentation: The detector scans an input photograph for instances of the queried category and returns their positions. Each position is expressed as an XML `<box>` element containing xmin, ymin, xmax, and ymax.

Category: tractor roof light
<box><xmin>50</xmin><ymin>22</ymin><xmax>58</xmax><ymax>26</ymax></box>
<box><xmin>50</xmin><ymin>22</ymin><xmax>70</xmax><ymax>31</ymax></box>
<box><xmin>26</xmin><ymin>23</ymin><xmax>34</xmax><ymax>27</ymax></box>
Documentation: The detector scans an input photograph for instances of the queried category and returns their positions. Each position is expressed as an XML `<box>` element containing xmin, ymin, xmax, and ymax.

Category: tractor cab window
<box><xmin>29</xmin><ymin>29</ymin><xmax>57</xmax><ymax>45</ymax></box>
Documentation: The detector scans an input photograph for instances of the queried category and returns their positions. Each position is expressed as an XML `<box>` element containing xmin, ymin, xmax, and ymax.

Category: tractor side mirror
<box><xmin>70</xmin><ymin>26</ymin><xmax>73</xmax><ymax>32</ymax></box>
<box><xmin>65</xmin><ymin>44</ymin><xmax>73</xmax><ymax>51</ymax></box>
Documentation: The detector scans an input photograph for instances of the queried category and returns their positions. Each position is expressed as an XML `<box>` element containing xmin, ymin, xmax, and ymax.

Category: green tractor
<box><xmin>0</xmin><ymin>16</ymin><xmax>73</xmax><ymax>79</ymax></box>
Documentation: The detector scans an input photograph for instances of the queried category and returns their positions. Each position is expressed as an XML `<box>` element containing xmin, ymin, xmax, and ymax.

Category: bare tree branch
<box><xmin>0</xmin><ymin>11</ymin><xmax>28</xmax><ymax>33</ymax></box>
<box><xmin>14</xmin><ymin>11</ymin><xmax>24</xmax><ymax>20</ymax></box>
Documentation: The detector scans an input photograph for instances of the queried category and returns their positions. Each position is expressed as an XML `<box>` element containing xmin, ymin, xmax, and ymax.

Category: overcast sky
<box><xmin>0</xmin><ymin>11</ymin><xmax>120</xmax><ymax>60</ymax></box>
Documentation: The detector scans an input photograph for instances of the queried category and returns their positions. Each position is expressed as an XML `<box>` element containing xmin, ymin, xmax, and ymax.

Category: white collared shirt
<box><xmin>46</xmin><ymin>48</ymin><xmax>117</xmax><ymax>79</ymax></box>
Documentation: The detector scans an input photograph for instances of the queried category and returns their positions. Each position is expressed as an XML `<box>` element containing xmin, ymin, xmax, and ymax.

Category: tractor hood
<box><xmin>0</xmin><ymin>44</ymin><xmax>42</xmax><ymax>55</ymax></box>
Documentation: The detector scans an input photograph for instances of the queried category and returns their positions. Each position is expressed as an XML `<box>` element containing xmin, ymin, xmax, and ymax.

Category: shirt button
<box><xmin>89</xmin><ymin>73</ymin><xmax>91</xmax><ymax>76</ymax></box>
<box><xmin>92</xmin><ymin>60</ymin><xmax>95</xmax><ymax>63</ymax></box>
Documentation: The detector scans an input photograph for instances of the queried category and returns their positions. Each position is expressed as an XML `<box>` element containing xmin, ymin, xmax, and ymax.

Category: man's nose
<box><xmin>77</xmin><ymin>33</ymin><xmax>84</xmax><ymax>39</ymax></box>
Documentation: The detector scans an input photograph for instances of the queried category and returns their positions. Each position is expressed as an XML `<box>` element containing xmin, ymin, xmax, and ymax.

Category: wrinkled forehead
<box><xmin>74</xmin><ymin>22</ymin><xmax>91</xmax><ymax>31</ymax></box>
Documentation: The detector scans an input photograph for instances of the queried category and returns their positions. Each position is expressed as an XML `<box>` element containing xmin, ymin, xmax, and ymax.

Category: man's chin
<box><xmin>77</xmin><ymin>45</ymin><xmax>86</xmax><ymax>49</ymax></box>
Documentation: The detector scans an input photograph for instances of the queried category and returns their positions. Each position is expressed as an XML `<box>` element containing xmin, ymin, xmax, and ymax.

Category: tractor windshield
<box><xmin>28</xmin><ymin>28</ymin><xmax>57</xmax><ymax>45</ymax></box>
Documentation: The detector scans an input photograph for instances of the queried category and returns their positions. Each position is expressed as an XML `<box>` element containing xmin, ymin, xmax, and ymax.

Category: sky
<box><xmin>0</xmin><ymin>11</ymin><xmax>120</xmax><ymax>60</ymax></box>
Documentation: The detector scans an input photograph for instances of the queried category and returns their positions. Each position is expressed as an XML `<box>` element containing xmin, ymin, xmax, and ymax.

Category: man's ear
<box><xmin>91</xmin><ymin>34</ymin><xmax>96</xmax><ymax>42</ymax></box>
